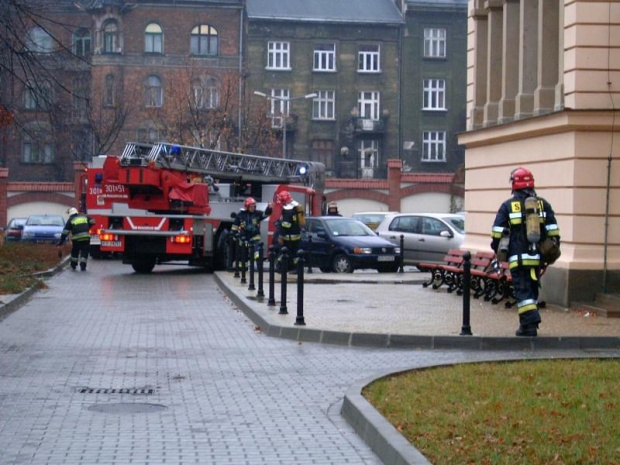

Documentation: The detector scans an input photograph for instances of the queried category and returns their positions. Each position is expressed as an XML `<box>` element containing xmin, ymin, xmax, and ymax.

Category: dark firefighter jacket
<box><xmin>232</xmin><ymin>206</ymin><xmax>272</xmax><ymax>241</ymax></box>
<box><xmin>59</xmin><ymin>214</ymin><xmax>96</xmax><ymax>245</ymax></box>
<box><xmin>279</xmin><ymin>201</ymin><xmax>305</xmax><ymax>241</ymax></box>
<box><xmin>490</xmin><ymin>189</ymin><xmax>560</xmax><ymax>269</ymax></box>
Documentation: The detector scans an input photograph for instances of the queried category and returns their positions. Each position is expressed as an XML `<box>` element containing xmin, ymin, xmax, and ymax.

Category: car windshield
<box><xmin>325</xmin><ymin>219</ymin><xmax>375</xmax><ymax>237</ymax></box>
<box><xmin>444</xmin><ymin>217</ymin><xmax>465</xmax><ymax>234</ymax></box>
<box><xmin>27</xmin><ymin>216</ymin><xmax>64</xmax><ymax>227</ymax></box>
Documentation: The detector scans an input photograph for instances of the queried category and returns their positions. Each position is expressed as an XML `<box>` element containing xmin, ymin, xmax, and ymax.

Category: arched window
<box><xmin>145</xmin><ymin>23</ymin><xmax>163</xmax><ymax>54</ymax></box>
<box><xmin>102</xmin><ymin>20</ymin><xmax>119</xmax><ymax>54</ymax></box>
<box><xmin>145</xmin><ymin>75</ymin><xmax>163</xmax><ymax>107</ymax></box>
<box><xmin>26</xmin><ymin>27</ymin><xmax>54</xmax><ymax>53</ymax></box>
<box><xmin>190</xmin><ymin>25</ymin><xmax>218</xmax><ymax>56</ymax></box>
<box><xmin>73</xmin><ymin>27</ymin><xmax>91</xmax><ymax>58</ymax></box>
<box><xmin>104</xmin><ymin>74</ymin><xmax>116</xmax><ymax>107</ymax></box>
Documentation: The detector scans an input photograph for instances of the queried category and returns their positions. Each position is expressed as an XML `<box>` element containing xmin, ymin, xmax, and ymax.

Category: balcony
<box><xmin>352</xmin><ymin>117</ymin><xmax>386</xmax><ymax>134</ymax></box>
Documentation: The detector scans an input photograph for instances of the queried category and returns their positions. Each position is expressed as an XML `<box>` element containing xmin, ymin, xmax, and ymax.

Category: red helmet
<box><xmin>510</xmin><ymin>167</ymin><xmax>535</xmax><ymax>190</ymax></box>
<box><xmin>277</xmin><ymin>191</ymin><xmax>292</xmax><ymax>205</ymax></box>
<box><xmin>244</xmin><ymin>197</ymin><xmax>257</xmax><ymax>209</ymax></box>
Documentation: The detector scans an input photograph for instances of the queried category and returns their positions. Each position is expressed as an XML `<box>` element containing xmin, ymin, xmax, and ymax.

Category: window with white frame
<box><xmin>191</xmin><ymin>77</ymin><xmax>219</xmax><ymax>110</ymax></box>
<box><xmin>104</xmin><ymin>74</ymin><xmax>116</xmax><ymax>107</ymax></box>
<box><xmin>358</xmin><ymin>45</ymin><xmax>380</xmax><ymax>72</ymax></box>
<box><xmin>422</xmin><ymin>131</ymin><xmax>446</xmax><ymax>162</ymax></box>
<box><xmin>190</xmin><ymin>25</ymin><xmax>218</xmax><ymax>56</ymax></box>
<box><xmin>358</xmin><ymin>91</ymin><xmax>380</xmax><ymax>120</ymax></box>
<box><xmin>423</xmin><ymin>79</ymin><xmax>446</xmax><ymax>110</ymax></box>
<box><xmin>102</xmin><ymin>20</ymin><xmax>119</xmax><ymax>54</ymax></box>
<box><xmin>145</xmin><ymin>23</ymin><xmax>163</xmax><ymax>54</ymax></box>
<box><xmin>270</xmin><ymin>88</ymin><xmax>289</xmax><ymax>127</ymax></box>
<box><xmin>145</xmin><ymin>75</ymin><xmax>163</xmax><ymax>108</ymax></box>
<box><xmin>424</xmin><ymin>28</ymin><xmax>446</xmax><ymax>58</ymax></box>
<box><xmin>312</xmin><ymin>91</ymin><xmax>335</xmax><ymax>120</ymax></box>
<box><xmin>26</xmin><ymin>27</ymin><xmax>54</xmax><ymax>53</ymax></box>
<box><xmin>313</xmin><ymin>44</ymin><xmax>336</xmax><ymax>72</ymax></box>
<box><xmin>267</xmin><ymin>42</ymin><xmax>290</xmax><ymax>70</ymax></box>
<box><xmin>358</xmin><ymin>140</ymin><xmax>379</xmax><ymax>171</ymax></box>
<box><xmin>22</xmin><ymin>133</ymin><xmax>54</xmax><ymax>163</ymax></box>
<box><xmin>72</xmin><ymin>28</ymin><xmax>91</xmax><ymax>58</ymax></box>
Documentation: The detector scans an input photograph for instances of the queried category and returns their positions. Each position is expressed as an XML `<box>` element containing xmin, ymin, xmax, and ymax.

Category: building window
<box><xmin>423</xmin><ymin>79</ymin><xmax>446</xmax><ymax>110</ymax></box>
<box><xmin>72</xmin><ymin>77</ymin><xmax>89</xmax><ymax>112</ymax></box>
<box><xmin>102</xmin><ymin>20</ymin><xmax>119</xmax><ymax>54</ymax></box>
<box><xmin>72</xmin><ymin>28</ymin><xmax>91</xmax><ymax>58</ymax></box>
<box><xmin>358</xmin><ymin>140</ymin><xmax>378</xmax><ymax>177</ymax></box>
<box><xmin>313</xmin><ymin>44</ymin><xmax>336</xmax><ymax>72</ymax></box>
<box><xmin>145</xmin><ymin>23</ymin><xmax>163</xmax><ymax>54</ymax></box>
<box><xmin>191</xmin><ymin>78</ymin><xmax>219</xmax><ymax>110</ymax></box>
<box><xmin>422</xmin><ymin>131</ymin><xmax>446</xmax><ymax>162</ymax></box>
<box><xmin>104</xmin><ymin>74</ymin><xmax>116</xmax><ymax>107</ymax></box>
<box><xmin>267</xmin><ymin>42</ymin><xmax>290</xmax><ymax>70</ymax></box>
<box><xmin>190</xmin><ymin>25</ymin><xmax>218</xmax><ymax>56</ymax></box>
<box><xmin>22</xmin><ymin>134</ymin><xmax>54</xmax><ymax>163</ymax></box>
<box><xmin>358</xmin><ymin>91</ymin><xmax>380</xmax><ymax>120</ymax></box>
<box><xmin>312</xmin><ymin>91</ymin><xmax>335</xmax><ymax>120</ymax></box>
<box><xmin>23</xmin><ymin>82</ymin><xmax>52</xmax><ymax>110</ymax></box>
<box><xmin>358</xmin><ymin>45</ymin><xmax>380</xmax><ymax>72</ymax></box>
<box><xmin>26</xmin><ymin>27</ymin><xmax>54</xmax><ymax>53</ymax></box>
<box><xmin>270</xmin><ymin>88</ymin><xmax>289</xmax><ymax>128</ymax></box>
<box><xmin>71</xmin><ymin>130</ymin><xmax>92</xmax><ymax>161</ymax></box>
<box><xmin>424</xmin><ymin>28</ymin><xmax>446</xmax><ymax>58</ymax></box>
<box><xmin>145</xmin><ymin>75</ymin><xmax>163</xmax><ymax>107</ymax></box>
<box><xmin>311</xmin><ymin>140</ymin><xmax>334</xmax><ymax>170</ymax></box>
<box><xmin>137</xmin><ymin>127</ymin><xmax>166</xmax><ymax>143</ymax></box>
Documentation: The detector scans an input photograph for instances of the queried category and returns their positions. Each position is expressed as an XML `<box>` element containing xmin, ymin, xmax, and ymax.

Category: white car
<box><xmin>375</xmin><ymin>213</ymin><xmax>465</xmax><ymax>266</ymax></box>
<box><xmin>351</xmin><ymin>211</ymin><xmax>399</xmax><ymax>231</ymax></box>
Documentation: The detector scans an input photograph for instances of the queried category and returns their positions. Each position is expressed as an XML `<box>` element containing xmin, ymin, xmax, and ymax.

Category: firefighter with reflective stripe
<box><xmin>57</xmin><ymin>207</ymin><xmax>96</xmax><ymax>271</ymax></box>
<box><xmin>276</xmin><ymin>190</ymin><xmax>306</xmax><ymax>272</ymax></box>
<box><xmin>490</xmin><ymin>167</ymin><xmax>561</xmax><ymax>337</ymax></box>
<box><xmin>231</xmin><ymin>197</ymin><xmax>272</xmax><ymax>263</ymax></box>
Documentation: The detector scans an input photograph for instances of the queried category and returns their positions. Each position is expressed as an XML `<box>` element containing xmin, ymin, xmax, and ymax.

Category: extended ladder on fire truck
<box><xmin>119</xmin><ymin>142</ymin><xmax>324</xmax><ymax>188</ymax></box>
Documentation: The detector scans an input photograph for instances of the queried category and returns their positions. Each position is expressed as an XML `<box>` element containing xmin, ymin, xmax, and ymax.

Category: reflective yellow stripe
<box><xmin>518</xmin><ymin>302</ymin><xmax>538</xmax><ymax>314</ymax></box>
<box><xmin>491</xmin><ymin>231</ymin><xmax>502</xmax><ymax>239</ymax></box>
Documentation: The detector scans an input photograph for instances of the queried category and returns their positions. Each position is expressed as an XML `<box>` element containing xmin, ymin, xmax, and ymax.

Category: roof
<box><xmin>406</xmin><ymin>0</ymin><xmax>467</xmax><ymax>11</ymax></box>
<box><xmin>246</xmin><ymin>0</ymin><xmax>404</xmax><ymax>25</ymax></box>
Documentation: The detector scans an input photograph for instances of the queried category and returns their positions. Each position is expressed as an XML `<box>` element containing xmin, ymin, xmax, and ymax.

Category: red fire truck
<box><xmin>82</xmin><ymin>142</ymin><xmax>325</xmax><ymax>273</ymax></box>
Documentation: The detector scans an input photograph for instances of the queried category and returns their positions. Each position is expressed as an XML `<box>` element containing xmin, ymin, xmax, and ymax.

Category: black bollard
<box><xmin>257</xmin><ymin>242</ymin><xmax>265</xmax><ymax>298</ymax></box>
<box><xmin>398</xmin><ymin>234</ymin><xmax>405</xmax><ymax>273</ymax></box>
<box><xmin>306</xmin><ymin>236</ymin><xmax>313</xmax><ymax>274</ymax></box>
<box><xmin>460</xmin><ymin>251</ymin><xmax>473</xmax><ymax>336</ymax></box>
<box><xmin>248</xmin><ymin>242</ymin><xmax>256</xmax><ymax>291</ymax></box>
<box><xmin>279</xmin><ymin>247</ymin><xmax>288</xmax><ymax>314</ymax></box>
<box><xmin>295</xmin><ymin>249</ymin><xmax>306</xmax><ymax>325</ymax></box>
<box><xmin>240</xmin><ymin>241</ymin><xmax>247</xmax><ymax>284</ymax></box>
<box><xmin>234</xmin><ymin>236</ymin><xmax>241</xmax><ymax>278</ymax></box>
<box><xmin>267</xmin><ymin>245</ymin><xmax>276</xmax><ymax>307</ymax></box>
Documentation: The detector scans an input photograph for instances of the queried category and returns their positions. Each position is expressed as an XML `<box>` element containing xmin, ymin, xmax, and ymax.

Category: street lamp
<box><xmin>254</xmin><ymin>91</ymin><xmax>317</xmax><ymax>159</ymax></box>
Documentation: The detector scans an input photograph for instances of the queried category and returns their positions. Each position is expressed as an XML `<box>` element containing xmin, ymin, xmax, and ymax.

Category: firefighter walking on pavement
<box><xmin>491</xmin><ymin>168</ymin><xmax>561</xmax><ymax>337</ymax></box>
<box><xmin>231</xmin><ymin>197</ymin><xmax>272</xmax><ymax>264</ymax></box>
<box><xmin>275</xmin><ymin>190</ymin><xmax>306</xmax><ymax>272</ymax></box>
<box><xmin>58</xmin><ymin>207</ymin><xmax>96</xmax><ymax>271</ymax></box>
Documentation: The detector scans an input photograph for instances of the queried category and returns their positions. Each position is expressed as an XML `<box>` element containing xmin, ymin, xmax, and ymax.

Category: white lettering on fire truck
<box><xmin>127</xmin><ymin>217</ymin><xmax>167</xmax><ymax>231</ymax></box>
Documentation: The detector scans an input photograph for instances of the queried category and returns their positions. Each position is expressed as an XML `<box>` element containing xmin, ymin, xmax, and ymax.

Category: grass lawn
<box><xmin>0</xmin><ymin>242</ymin><xmax>69</xmax><ymax>295</ymax></box>
<box><xmin>364</xmin><ymin>359</ymin><xmax>620</xmax><ymax>465</ymax></box>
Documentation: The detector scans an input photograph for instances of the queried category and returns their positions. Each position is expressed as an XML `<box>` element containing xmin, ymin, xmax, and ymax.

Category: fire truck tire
<box><xmin>131</xmin><ymin>260</ymin><xmax>156</xmax><ymax>274</ymax></box>
<box><xmin>215</xmin><ymin>230</ymin><xmax>231</xmax><ymax>271</ymax></box>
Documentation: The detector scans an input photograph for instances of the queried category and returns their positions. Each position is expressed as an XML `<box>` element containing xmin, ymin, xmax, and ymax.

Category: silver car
<box><xmin>375</xmin><ymin>213</ymin><xmax>465</xmax><ymax>266</ymax></box>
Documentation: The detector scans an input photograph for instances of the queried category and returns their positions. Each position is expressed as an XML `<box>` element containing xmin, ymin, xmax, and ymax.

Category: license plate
<box><xmin>377</xmin><ymin>255</ymin><xmax>395</xmax><ymax>262</ymax></box>
<box><xmin>101</xmin><ymin>241</ymin><xmax>122</xmax><ymax>248</ymax></box>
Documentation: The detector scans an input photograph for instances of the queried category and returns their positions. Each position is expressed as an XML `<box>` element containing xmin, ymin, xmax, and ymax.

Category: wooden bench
<box><xmin>458</xmin><ymin>250</ymin><xmax>496</xmax><ymax>297</ymax></box>
<box><xmin>420</xmin><ymin>249</ymin><xmax>467</xmax><ymax>291</ymax></box>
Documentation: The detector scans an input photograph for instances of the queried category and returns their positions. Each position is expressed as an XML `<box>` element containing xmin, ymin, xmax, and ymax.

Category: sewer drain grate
<box><xmin>77</xmin><ymin>388</ymin><xmax>154</xmax><ymax>395</ymax></box>
<box><xmin>87</xmin><ymin>403</ymin><xmax>167</xmax><ymax>414</ymax></box>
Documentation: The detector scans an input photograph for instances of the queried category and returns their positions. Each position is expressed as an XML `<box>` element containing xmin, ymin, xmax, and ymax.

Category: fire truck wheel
<box><xmin>131</xmin><ymin>260</ymin><xmax>156</xmax><ymax>274</ymax></box>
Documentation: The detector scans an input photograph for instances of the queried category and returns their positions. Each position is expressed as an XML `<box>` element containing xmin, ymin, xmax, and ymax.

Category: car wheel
<box><xmin>131</xmin><ymin>260</ymin><xmax>156</xmax><ymax>274</ymax></box>
<box><xmin>378</xmin><ymin>264</ymin><xmax>399</xmax><ymax>273</ymax></box>
<box><xmin>332</xmin><ymin>254</ymin><xmax>353</xmax><ymax>273</ymax></box>
<box><xmin>319</xmin><ymin>267</ymin><xmax>332</xmax><ymax>273</ymax></box>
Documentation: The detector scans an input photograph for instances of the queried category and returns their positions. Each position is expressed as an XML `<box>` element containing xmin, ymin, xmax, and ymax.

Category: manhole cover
<box><xmin>87</xmin><ymin>403</ymin><xmax>167</xmax><ymax>414</ymax></box>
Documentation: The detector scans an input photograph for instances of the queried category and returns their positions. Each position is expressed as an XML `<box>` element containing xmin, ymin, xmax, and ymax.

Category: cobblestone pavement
<box><xmin>0</xmin><ymin>261</ymin><xmax>618</xmax><ymax>465</ymax></box>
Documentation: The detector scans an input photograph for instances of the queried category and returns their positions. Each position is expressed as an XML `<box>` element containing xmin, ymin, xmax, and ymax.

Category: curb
<box><xmin>214</xmin><ymin>273</ymin><xmax>620</xmax><ymax>351</ymax></box>
<box><xmin>0</xmin><ymin>255</ymin><xmax>69</xmax><ymax>321</ymax></box>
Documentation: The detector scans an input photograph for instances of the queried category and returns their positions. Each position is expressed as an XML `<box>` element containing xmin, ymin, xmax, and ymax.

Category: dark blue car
<box><xmin>302</xmin><ymin>217</ymin><xmax>401</xmax><ymax>273</ymax></box>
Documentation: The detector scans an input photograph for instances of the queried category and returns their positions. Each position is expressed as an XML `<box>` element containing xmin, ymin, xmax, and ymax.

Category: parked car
<box><xmin>375</xmin><ymin>213</ymin><xmax>465</xmax><ymax>267</ymax></box>
<box><xmin>21</xmin><ymin>214</ymin><xmax>66</xmax><ymax>244</ymax></box>
<box><xmin>351</xmin><ymin>211</ymin><xmax>399</xmax><ymax>231</ymax></box>
<box><xmin>3</xmin><ymin>217</ymin><xmax>28</xmax><ymax>243</ymax></box>
<box><xmin>301</xmin><ymin>217</ymin><xmax>401</xmax><ymax>273</ymax></box>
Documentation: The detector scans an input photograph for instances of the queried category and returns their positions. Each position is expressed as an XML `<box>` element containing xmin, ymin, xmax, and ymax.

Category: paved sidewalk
<box><xmin>215</xmin><ymin>268</ymin><xmax>620</xmax><ymax>350</ymax></box>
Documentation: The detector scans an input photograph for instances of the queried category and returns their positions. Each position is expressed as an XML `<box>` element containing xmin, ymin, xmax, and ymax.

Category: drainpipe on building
<box><xmin>603</xmin><ymin>152</ymin><xmax>612</xmax><ymax>293</ymax></box>
<box><xmin>237</xmin><ymin>7</ymin><xmax>244</xmax><ymax>148</ymax></box>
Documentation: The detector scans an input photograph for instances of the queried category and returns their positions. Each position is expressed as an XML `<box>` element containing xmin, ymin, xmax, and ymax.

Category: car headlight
<box><xmin>353</xmin><ymin>247</ymin><xmax>372</xmax><ymax>254</ymax></box>
<box><xmin>394</xmin><ymin>247</ymin><xmax>401</xmax><ymax>254</ymax></box>
<box><xmin>54</xmin><ymin>232</ymin><xmax>61</xmax><ymax>238</ymax></box>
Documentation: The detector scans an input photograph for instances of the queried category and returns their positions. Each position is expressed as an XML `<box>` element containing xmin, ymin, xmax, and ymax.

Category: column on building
<box><xmin>554</xmin><ymin>0</ymin><xmax>565</xmax><ymax>111</ymax></box>
<box><xmin>534</xmin><ymin>0</ymin><xmax>560</xmax><ymax>115</ymax></box>
<box><xmin>483</xmin><ymin>0</ymin><xmax>504</xmax><ymax>127</ymax></box>
<box><xmin>470</xmin><ymin>6</ymin><xmax>489</xmax><ymax>130</ymax></box>
<box><xmin>498</xmin><ymin>0</ymin><xmax>520</xmax><ymax>124</ymax></box>
<box><xmin>515</xmin><ymin>0</ymin><xmax>539</xmax><ymax>120</ymax></box>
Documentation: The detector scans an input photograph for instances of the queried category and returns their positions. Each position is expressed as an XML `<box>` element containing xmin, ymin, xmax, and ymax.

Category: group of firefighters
<box><xmin>59</xmin><ymin>167</ymin><xmax>560</xmax><ymax>338</ymax></box>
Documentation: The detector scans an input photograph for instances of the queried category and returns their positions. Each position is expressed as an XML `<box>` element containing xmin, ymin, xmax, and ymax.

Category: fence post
<box><xmin>257</xmin><ymin>242</ymin><xmax>264</xmax><ymax>298</ymax></box>
<box><xmin>398</xmin><ymin>234</ymin><xmax>405</xmax><ymax>273</ymax></box>
<box><xmin>460</xmin><ymin>251</ymin><xmax>473</xmax><ymax>336</ymax></box>
<box><xmin>279</xmin><ymin>247</ymin><xmax>288</xmax><ymax>314</ymax></box>
<box><xmin>267</xmin><ymin>245</ymin><xmax>276</xmax><ymax>306</ymax></box>
<box><xmin>240</xmin><ymin>240</ymin><xmax>247</xmax><ymax>284</ymax></box>
<box><xmin>248</xmin><ymin>242</ymin><xmax>256</xmax><ymax>291</ymax></box>
<box><xmin>295</xmin><ymin>249</ymin><xmax>306</xmax><ymax>325</ymax></box>
<box><xmin>234</xmin><ymin>236</ymin><xmax>241</xmax><ymax>278</ymax></box>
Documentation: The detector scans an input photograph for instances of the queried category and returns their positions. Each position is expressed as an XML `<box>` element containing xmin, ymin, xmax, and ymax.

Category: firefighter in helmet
<box><xmin>232</xmin><ymin>197</ymin><xmax>272</xmax><ymax>263</ymax></box>
<box><xmin>275</xmin><ymin>190</ymin><xmax>306</xmax><ymax>272</ymax></box>
<box><xmin>57</xmin><ymin>207</ymin><xmax>96</xmax><ymax>271</ymax></box>
<box><xmin>490</xmin><ymin>167</ymin><xmax>560</xmax><ymax>336</ymax></box>
<box><xmin>326</xmin><ymin>201</ymin><xmax>342</xmax><ymax>217</ymax></box>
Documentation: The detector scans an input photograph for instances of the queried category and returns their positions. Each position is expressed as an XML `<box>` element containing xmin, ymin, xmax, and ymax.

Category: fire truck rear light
<box><xmin>100</xmin><ymin>233</ymin><xmax>117</xmax><ymax>241</ymax></box>
<box><xmin>173</xmin><ymin>235</ymin><xmax>191</xmax><ymax>244</ymax></box>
